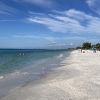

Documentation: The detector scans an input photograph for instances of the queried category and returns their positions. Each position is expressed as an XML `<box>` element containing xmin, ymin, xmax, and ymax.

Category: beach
<box><xmin>1</xmin><ymin>50</ymin><xmax>100</xmax><ymax>100</ymax></box>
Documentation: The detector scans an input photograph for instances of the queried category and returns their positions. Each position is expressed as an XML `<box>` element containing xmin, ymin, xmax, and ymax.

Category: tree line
<box><xmin>76</xmin><ymin>42</ymin><xmax>100</xmax><ymax>50</ymax></box>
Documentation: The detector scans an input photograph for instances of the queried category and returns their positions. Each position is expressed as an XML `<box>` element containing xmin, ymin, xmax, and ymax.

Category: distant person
<box><xmin>93</xmin><ymin>48</ymin><xmax>96</xmax><ymax>53</ymax></box>
<box><xmin>81</xmin><ymin>49</ymin><xmax>82</xmax><ymax>53</ymax></box>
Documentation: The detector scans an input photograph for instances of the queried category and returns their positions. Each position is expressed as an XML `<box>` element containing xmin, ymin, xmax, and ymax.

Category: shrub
<box><xmin>82</xmin><ymin>42</ymin><xmax>92</xmax><ymax>49</ymax></box>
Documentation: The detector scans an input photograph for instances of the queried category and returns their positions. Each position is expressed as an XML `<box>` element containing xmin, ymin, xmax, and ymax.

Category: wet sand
<box><xmin>1</xmin><ymin>50</ymin><xmax>100</xmax><ymax>100</ymax></box>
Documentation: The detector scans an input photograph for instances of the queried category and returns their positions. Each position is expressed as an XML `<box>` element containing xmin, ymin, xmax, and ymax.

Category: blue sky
<box><xmin>0</xmin><ymin>0</ymin><xmax>100</xmax><ymax>49</ymax></box>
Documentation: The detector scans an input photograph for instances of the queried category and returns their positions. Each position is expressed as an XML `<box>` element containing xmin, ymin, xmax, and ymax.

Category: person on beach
<box><xmin>81</xmin><ymin>49</ymin><xmax>82</xmax><ymax>53</ymax></box>
<box><xmin>93</xmin><ymin>47</ymin><xmax>96</xmax><ymax>53</ymax></box>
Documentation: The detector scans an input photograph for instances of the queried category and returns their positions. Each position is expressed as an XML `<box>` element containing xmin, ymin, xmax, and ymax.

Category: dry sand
<box><xmin>1</xmin><ymin>50</ymin><xmax>100</xmax><ymax>100</ymax></box>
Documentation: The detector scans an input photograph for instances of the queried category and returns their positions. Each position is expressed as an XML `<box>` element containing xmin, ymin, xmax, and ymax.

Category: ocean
<box><xmin>0</xmin><ymin>49</ymin><xmax>70</xmax><ymax>98</ymax></box>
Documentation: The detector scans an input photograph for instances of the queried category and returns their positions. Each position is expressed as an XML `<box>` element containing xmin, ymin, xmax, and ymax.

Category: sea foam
<box><xmin>0</xmin><ymin>76</ymin><xmax>4</xmax><ymax>80</ymax></box>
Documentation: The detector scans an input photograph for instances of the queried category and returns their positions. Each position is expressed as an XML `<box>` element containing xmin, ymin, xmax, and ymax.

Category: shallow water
<box><xmin>0</xmin><ymin>49</ymin><xmax>70</xmax><ymax>98</ymax></box>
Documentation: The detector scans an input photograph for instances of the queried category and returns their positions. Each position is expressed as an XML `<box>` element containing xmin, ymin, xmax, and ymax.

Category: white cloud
<box><xmin>86</xmin><ymin>0</ymin><xmax>100</xmax><ymax>15</ymax></box>
<box><xmin>13</xmin><ymin>34</ymin><xmax>57</xmax><ymax>42</ymax></box>
<box><xmin>12</xmin><ymin>35</ymin><xmax>40</xmax><ymax>39</ymax></box>
<box><xmin>65</xmin><ymin>9</ymin><xmax>93</xmax><ymax>21</ymax></box>
<box><xmin>28</xmin><ymin>9</ymin><xmax>100</xmax><ymax>36</ymax></box>
<box><xmin>0</xmin><ymin>1</ymin><xmax>18</xmax><ymax>15</ymax></box>
<box><xmin>87</xmin><ymin>0</ymin><xmax>95</xmax><ymax>6</ymax></box>
<box><xmin>0</xmin><ymin>19</ymin><xmax>17</xmax><ymax>21</ymax></box>
<box><xmin>14</xmin><ymin>0</ymin><xmax>54</xmax><ymax>7</ymax></box>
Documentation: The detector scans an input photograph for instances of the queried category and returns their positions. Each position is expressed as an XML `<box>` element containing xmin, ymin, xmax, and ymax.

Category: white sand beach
<box><xmin>1</xmin><ymin>50</ymin><xmax>100</xmax><ymax>100</ymax></box>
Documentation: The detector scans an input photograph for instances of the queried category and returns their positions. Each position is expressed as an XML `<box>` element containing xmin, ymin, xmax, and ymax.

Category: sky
<box><xmin>0</xmin><ymin>0</ymin><xmax>100</xmax><ymax>49</ymax></box>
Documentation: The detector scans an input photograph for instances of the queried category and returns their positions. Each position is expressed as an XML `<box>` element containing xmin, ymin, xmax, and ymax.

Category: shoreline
<box><xmin>0</xmin><ymin>51</ymin><xmax>70</xmax><ymax>99</ymax></box>
<box><xmin>1</xmin><ymin>50</ymin><xmax>100</xmax><ymax>100</ymax></box>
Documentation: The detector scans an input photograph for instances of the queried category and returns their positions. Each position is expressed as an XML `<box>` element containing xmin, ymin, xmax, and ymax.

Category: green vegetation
<box><xmin>82</xmin><ymin>42</ymin><xmax>92</xmax><ymax>49</ymax></box>
<box><xmin>95</xmin><ymin>43</ymin><xmax>100</xmax><ymax>50</ymax></box>
<box><xmin>76</xmin><ymin>42</ymin><xmax>100</xmax><ymax>50</ymax></box>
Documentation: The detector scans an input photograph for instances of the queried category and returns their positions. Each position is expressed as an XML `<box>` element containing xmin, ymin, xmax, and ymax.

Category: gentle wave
<box><xmin>57</xmin><ymin>54</ymin><xmax>64</xmax><ymax>58</ymax></box>
<box><xmin>0</xmin><ymin>76</ymin><xmax>4</xmax><ymax>80</ymax></box>
<box><xmin>9</xmin><ymin>70</ymin><xmax>29</xmax><ymax>76</ymax></box>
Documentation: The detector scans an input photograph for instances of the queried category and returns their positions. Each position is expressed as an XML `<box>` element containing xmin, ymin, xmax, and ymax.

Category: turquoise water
<box><xmin>0</xmin><ymin>49</ymin><xmax>70</xmax><ymax>97</ymax></box>
<box><xmin>0</xmin><ymin>49</ymin><xmax>67</xmax><ymax>76</ymax></box>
